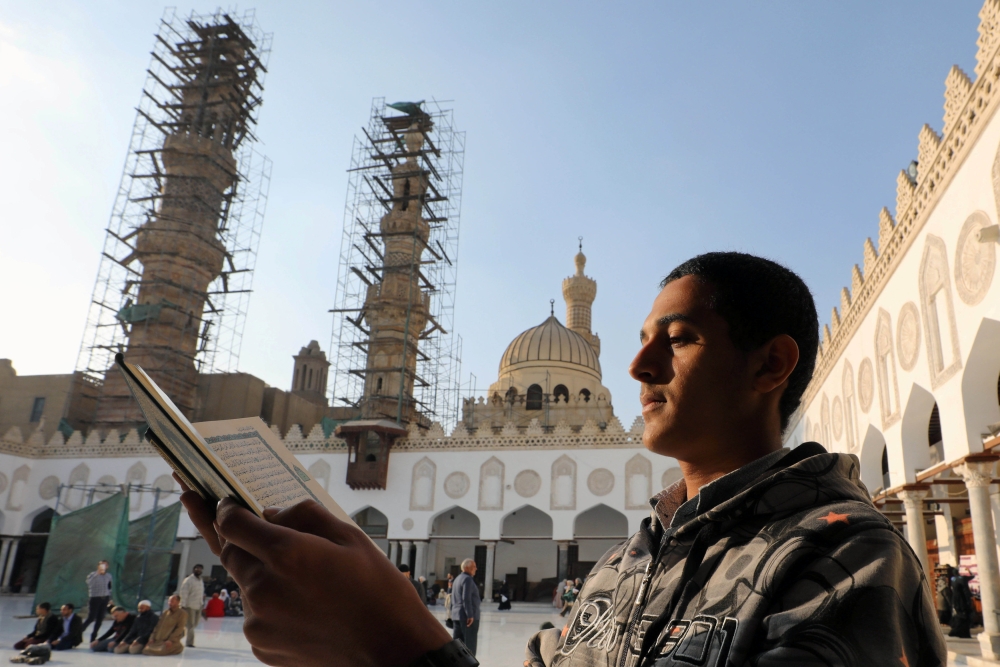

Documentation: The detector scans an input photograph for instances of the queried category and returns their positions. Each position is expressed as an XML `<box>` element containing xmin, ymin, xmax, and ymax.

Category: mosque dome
<box><xmin>499</xmin><ymin>315</ymin><xmax>602</xmax><ymax>380</ymax></box>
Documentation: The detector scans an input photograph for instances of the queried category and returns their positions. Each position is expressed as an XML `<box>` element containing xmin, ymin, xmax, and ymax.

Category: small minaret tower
<box><xmin>291</xmin><ymin>341</ymin><xmax>330</xmax><ymax>406</ymax></box>
<box><xmin>562</xmin><ymin>238</ymin><xmax>600</xmax><ymax>357</ymax></box>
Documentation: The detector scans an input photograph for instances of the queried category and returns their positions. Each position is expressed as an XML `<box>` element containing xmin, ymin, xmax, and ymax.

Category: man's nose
<box><xmin>629</xmin><ymin>342</ymin><xmax>666</xmax><ymax>383</ymax></box>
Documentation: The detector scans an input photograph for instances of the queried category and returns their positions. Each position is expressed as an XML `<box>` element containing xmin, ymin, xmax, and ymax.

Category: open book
<box><xmin>114</xmin><ymin>353</ymin><xmax>353</xmax><ymax>523</ymax></box>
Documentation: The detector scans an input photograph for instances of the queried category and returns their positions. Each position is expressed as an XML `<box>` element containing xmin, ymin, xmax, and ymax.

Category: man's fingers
<box><xmin>218</xmin><ymin>542</ymin><xmax>266</xmax><ymax>589</ymax></box>
<box><xmin>264</xmin><ymin>499</ymin><xmax>360</xmax><ymax>546</ymax></box>
<box><xmin>178</xmin><ymin>488</ymin><xmax>222</xmax><ymax>556</ymax></box>
<box><xmin>214</xmin><ymin>498</ymin><xmax>306</xmax><ymax>565</ymax></box>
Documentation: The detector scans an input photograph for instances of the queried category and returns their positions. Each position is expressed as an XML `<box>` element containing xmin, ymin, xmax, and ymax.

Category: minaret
<box><xmin>292</xmin><ymin>341</ymin><xmax>330</xmax><ymax>406</ymax></box>
<box><xmin>562</xmin><ymin>238</ymin><xmax>600</xmax><ymax>356</ymax></box>
<box><xmin>93</xmin><ymin>18</ymin><xmax>264</xmax><ymax>429</ymax></box>
<box><xmin>360</xmin><ymin>118</ymin><xmax>432</xmax><ymax>423</ymax></box>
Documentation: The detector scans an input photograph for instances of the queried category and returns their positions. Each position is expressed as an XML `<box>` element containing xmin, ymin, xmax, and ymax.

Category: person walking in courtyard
<box><xmin>79</xmin><ymin>560</ymin><xmax>112</xmax><ymax>643</ymax></box>
<box><xmin>497</xmin><ymin>581</ymin><xmax>511</xmax><ymax>611</ymax></box>
<box><xmin>114</xmin><ymin>600</ymin><xmax>157</xmax><ymax>654</ymax></box>
<box><xmin>177</xmin><ymin>563</ymin><xmax>205</xmax><ymax>648</ymax></box>
<box><xmin>177</xmin><ymin>252</ymin><xmax>946</xmax><ymax>667</ymax></box>
<box><xmin>49</xmin><ymin>603</ymin><xmax>83</xmax><ymax>651</ymax></box>
<box><xmin>450</xmin><ymin>559</ymin><xmax>481</xmax><ymax>657</ymax></box>
<box><xmin>90</xmin><ymin>606</ymin><xmax>134</xmax><ymax>652</ymax></box>
<box><xmin>13</xmin><ymin>603</ymin><xmax>60</xmax><ymax>650</ymax></box>
<box><xmin>140</xmin><ymin>595</ymin><xmax>187</xmax><ymax>656</ymax></box>
<box><xmin>949</xmin><ymin>566</ymin><xmax>975</xmax><ymax>638</ymax></box>
<box><xmin>400</xmin><ymin>564</ymin><xmax>426</xmax><ymax>604</ymax></box>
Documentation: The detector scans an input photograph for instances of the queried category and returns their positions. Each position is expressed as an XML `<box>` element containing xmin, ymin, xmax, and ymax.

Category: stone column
<box><xmin>933</xmin><ymin>484</ymin><xmax>958</xmax><ymax>566</ymax></box>
<box><xmin>388</xmin><ymin>540</ymin><xmax>398</xmax><ymax>566</ymax></box>
<box><xmin>414</xmin><ymin>541</ymin><xmax>428</xmax><ymax>580</ymax></box>
<box><xmin>0</xmin><ymin>539</ymin><xmax>11</xmax><ymax>592</ymax></box>
<box><xmin>400</xmin><ymin>540</ymin><xmax>413</xmax><ymax>570</ymax></box>
<box><xmin>557</xmin><ymin>541</ymin><xmax>570</xmax><ymax>581</ymax></box>
<box><xmin>484</xmin><ymin>541</ymin><xmax>496</xmax><ymax>603</ymax></box>
<box><xmin>177</xmin><ymin>539</ymin><xmax>193</xmax><ymax>588</ymax></box>
<box><xmin>1</xmin><ymin>538</ymin><xmax>20</xmax><ymax>592</ymax></box>
<box><xmin>957</xmin><ymin>458</ymin><xmax>1000</xmax><ymax>659</ymax></box>
<box><xmin>898</xmin><ymin>486</ymin><xmax>931</xmax><ymax>575</ymax></box>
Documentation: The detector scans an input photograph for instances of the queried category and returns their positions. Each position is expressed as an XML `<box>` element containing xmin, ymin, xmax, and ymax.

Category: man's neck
<box><xmin>680</xmin><ymin>438</ymin><xmax>782</xmax><ymax>501</ymax></box>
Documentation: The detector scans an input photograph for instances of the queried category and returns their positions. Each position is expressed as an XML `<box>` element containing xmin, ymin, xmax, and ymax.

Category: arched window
<box><xmin>919</xmin><ymin>234</ymin><xmax>962</xmax><ymax>387</ymax></box>
<box><xmin>553</xmin><ymin>385</ymin><xmax>569</xmax><ymax>403</ymax></box>
<box><xmin>842</xmin><ymin>361</ymin><xmax>858</xmax><ymax>452</ymax></box>
<box><xmin>376</xmin><ymin>377</ymin><xmax>383</xmax><ymax>395</ymax></box>
<box><xmin>526</xmin><ymin>384</ymin><xmax>543</xmax><ymax>410</ymax></box>
<box><xmin>505</xmin><ymin>387</ymin><xmax>518</xmax><ymax>404</ymax></box>
<box><xmin>875</xmin><ymin>309</ymin><xmax>900</xmax><ymax>428</ymax></box>
<box><xmin>579</xmin><ymin>388</ymin><xmax>591</xmax><ymax>403</ymax></box>
<box><xmin>308</xmin><ymin>367</ymin><xmax>313</xmax><ymax>389</ymax></box>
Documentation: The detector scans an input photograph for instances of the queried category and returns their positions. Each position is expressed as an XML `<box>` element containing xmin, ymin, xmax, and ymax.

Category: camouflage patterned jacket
<box><xmin>526</xmin><ymin>443</ymin><xmax>946</xmax><ymax>667</ymax></box>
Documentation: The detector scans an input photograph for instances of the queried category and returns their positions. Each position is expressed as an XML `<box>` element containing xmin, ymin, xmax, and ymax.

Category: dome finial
<box><xmin>578</xmin><ymin>236</ymin><xmax>583</xmax><ymax>252</ymax></box>
<box><xmin>550</xmin><ymin>298</ymin><xmax>555</xmax><ymax>316</ymax></box>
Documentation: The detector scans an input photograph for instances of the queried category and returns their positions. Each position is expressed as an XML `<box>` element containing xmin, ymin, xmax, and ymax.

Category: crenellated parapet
<box><xmin>803</xmin><ymin>0</ymin><xmax>1000</xmax><ymax>408</ymax></box>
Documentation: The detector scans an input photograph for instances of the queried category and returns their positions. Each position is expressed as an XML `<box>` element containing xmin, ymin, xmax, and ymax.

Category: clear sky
<box><xmin>0</xmin><ymin>1</ymin><xmax>985</xmax><ymax>428</ymax></box>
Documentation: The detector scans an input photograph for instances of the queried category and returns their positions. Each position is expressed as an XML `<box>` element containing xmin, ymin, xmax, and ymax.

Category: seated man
<box><xmin>13</xmin><ymin>603</ymin><xmax>60</xmax><ymax>650</ymax></box>
<box><xmin>114</xmin><ymin>600</ymin><xmax>157</xmax><ymax>655</ymax></box>
<box><xmin>204</xmin><ymin>592</ymin><xmax>225</xmax><ymax>618</ymax></box>
<box><xmin>225</xmin><ymin>590</ymin><xmax>244</xmax><ymax>617</ymax></box>
<box><xmin>90</xmin><ymin>606</ymin><xmax>134</xmax><ymax>652</ymax></box>
<box><xmin>140</xmin><ymin>595</ymin><xmax>187</xmax><ymax>656</ymax></box>
<box><xmin>177</xmin><ymin>252</ymin><xmax>947</xmax><ymax>667</ymax></box>
<box><xmin>49</xmin><ymin>603</ymin><xmax>83</xmax><ymax>651</ymax></box>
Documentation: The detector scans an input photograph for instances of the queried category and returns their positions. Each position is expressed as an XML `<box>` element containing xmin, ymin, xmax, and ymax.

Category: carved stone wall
<box><xmin>919</xmin><ymin>235</ymin><xmax>963</xmax><ymax>387</ymax></box>
<box><xmin>551</xmin><ymin>455</ymin><xmax>576</xmax><ymax>510</ymax></box>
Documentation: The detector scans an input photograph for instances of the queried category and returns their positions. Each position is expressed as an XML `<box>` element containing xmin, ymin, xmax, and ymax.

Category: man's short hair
<box><xmin>461</xmin><ymin>558</ymin><xmax>476</xmax><ymax>571</ymax></box>
<box><xmin>398</xmin><ymin>564</ymin><xmax>410</xmax><ymax>573</ymax></box>
<box><xmin>62</xmin><ymin>603</ymin><xmax>75</xmax><ymax>611</ymax></box>
<box><xmin>37</xmin><ymin>602</ymin><xmax>51</xmax><ymax>611</ymax></box>
<box><xmin>193</xmin><ymin>564</ymin><xmax>204</xmax><ymax>570</ymax></box>
<box><xmin>111</xmin><ymin>606</ymin><xmax>126</xmax><ymax>614</ymax></box>
<box><xmin>662</xmin><ymin>252</ymin><xmax>818</xmax><ymax>431</ymax></box>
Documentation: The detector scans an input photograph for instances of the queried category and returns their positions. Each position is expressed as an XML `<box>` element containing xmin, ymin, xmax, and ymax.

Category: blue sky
<box><xmin>0</xmin><ymin>1</ymin><xmax>985</xmax><ymax>426</ymax></box>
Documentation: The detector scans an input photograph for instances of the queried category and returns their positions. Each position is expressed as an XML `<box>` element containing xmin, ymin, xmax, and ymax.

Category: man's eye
<box><xmin>669</xmin><ymin>336</ymin><xmax>689</xmax><ymax>346</ymax></box>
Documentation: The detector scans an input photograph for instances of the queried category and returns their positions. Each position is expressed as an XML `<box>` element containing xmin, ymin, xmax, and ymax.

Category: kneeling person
<box><xmin>141</xmin><ymin>595</ymin><xmax>187</xmax><ymax>656</ymax></box>
<box><xmin>115</xmin><ymin>600</ymin><xmax>157</xmax><ymax>654</ymax></box>
<box><xmin>91</xmin><ymin>606</ymin><xmax>133</xmax><ymax>652</ymax></box>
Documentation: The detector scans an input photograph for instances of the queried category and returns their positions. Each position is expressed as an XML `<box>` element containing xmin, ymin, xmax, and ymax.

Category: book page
<box><xmin>193</xmin><ymin>417</ymin><xmax>355</xmax><ymax>525</ymax></box>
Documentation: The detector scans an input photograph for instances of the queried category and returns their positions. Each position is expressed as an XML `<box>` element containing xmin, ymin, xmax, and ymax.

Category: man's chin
<box><xmin>641</xmin><ymin>423</ymin><xmax>683</xmax><ymax>457</ymax></box>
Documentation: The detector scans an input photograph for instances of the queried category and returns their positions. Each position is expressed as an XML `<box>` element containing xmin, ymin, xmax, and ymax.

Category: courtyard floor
<box><xmin>0</xmin><ymin>594</ymin><xmax>993</xmax><ymax>666</ymax></box>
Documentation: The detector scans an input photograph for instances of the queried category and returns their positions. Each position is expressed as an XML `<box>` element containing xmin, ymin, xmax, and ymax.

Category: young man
<box><xmin>90</xmin><ymin>606</ymin><xmax>133</xmax><ymax>652</ymax></box>
<box><xmin>80</xmin><ymin>560</ymin><xmax>112</xmax><ymax>642</ymax></box>
<box><xmin>140</xmin><ymin>595</ymin><xmax>187</xmax><ymax>656</ymax></box>
<box><xmin>177</xmin><ymin>563</ymin><xmax>205</xmax><ymax>647</ymax></box>
<box><xmin>178</xmin><ymin>252</ymin><xmax>946</xmax><ymax>666</ymax></box>
<box><xmin>114</xmin><ymin>600</ymin><xmax>158</xmax><ymax>654</ymax></box>
<box><xmin>13</xmin><ymin>603</ymin><xmax>60</xmax><ymax>650</ymax></box>
<box><xmin>49</xmin><ymin>603</ymin><xmax>83</xmax><ymax>651</ymax></box>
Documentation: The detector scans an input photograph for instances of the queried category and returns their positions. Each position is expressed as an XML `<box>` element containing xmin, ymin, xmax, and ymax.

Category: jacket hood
<box><xmin>673</xmin><ymin>443</ymin><xmax>873</xmax><ymax>538</ymax></box>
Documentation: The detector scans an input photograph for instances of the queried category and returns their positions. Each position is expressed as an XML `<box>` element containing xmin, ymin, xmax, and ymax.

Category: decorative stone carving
<box><xmin>443</xmin><ymin>471</ymin><xmax>470</xmax><ymax>499</ymax></box>
<box><xmin>401</xmin><ymin>518</ymin><xmax>414</xmax><ymax>531</ymax></box>
<box><xmin>605</xmin><ymin>416</ymin><xmax>624</xmax><ymax>433</ymax></box>
<box><xmin>308</xmin><ymin>459</ymin><xmax>331</xmax><ymax>491</ymax></box>
<box><xmin>661</xmin><ymin>467</ymin><xmax>683</xmax><ymax>490</ymax></box>
<box><xmin>500</xmin><ymin>421</ymin><xmax>518</xmax><ymax>437</ymax></box>
<box><xmin>6</xmin><ymin>465</ymin><xmax>29</xmax><ymax>510</ymax></box>
<box><xmin>943</xmin><ymin>65</ymin><xmax>973</xmax><ymax>136</ymax></box>
<box><xmin>427</xmin><ymin>422</ymin><xmax>446</xmax><ymax>440</ymax></box>
<box><xmin>858</xmin><ymin>358</ymin><xmax>875</xmax><ymax>413</ymax></box>
<box><xmin>820</xmin><ymin>395</ymin><xmax>831</xmax><ymax>445</ymax></box>
<box><xmin>514</xmin><ymin>470</ymin><xmax>541</xmax><ymax>498</ymax></box>
<box><xmin>553</xmin><ymin>421</ymin><xmax>572</xmax><ymax>436</ymax></box>
<box><xmin>587</xmin><ymin>468</ymin><xmax>615</xmax><ymax>496</ymax></box>
<box><xmin>94</xmin><ymin>475</ymin><xmax>117</xmax><ymax>500</ymax></box>
<box><xmin>478</xmin><ymin>457</ymin><xmax>504</xmax><ymax>510</ymax></box>
<box><xmin>410</xmin><ymin>457</ymin><xmax>436</xmax><ymax>511</ymax></box>
<box><xmin>550</xmin><ymin>455</ymin><xmax>576</xmax><ymax>510</ymax></box>
<box><xmin>920</xmin><ymin>234</ymin><xmax>962</xmax><ymax>387</ymax></box>
<box><xmin>842</xmin><ymin>361</ymin><xmax>858</xmax><ymax>452</ymax></box>
<box><xmin>38</xmin><ymin>475</ymin><xmax>60</xmax><ymax>501</ymax></box>
<box><xmin>126</xmin><ymin>462</ymin><xmax>147</xmax><ymax>511</ymax></box>
<box><xmin>877</xmin><ymin>207</ymin><xmax>895</xmax><ymax>252</ymax></box>
<box><xmin>625</xmin><ymin>454</ymin><xmax>652</xmax><ymax>510</ymax></box>
<box><xmin>832</xmin><ymin>397</ymin><xmax>844</xmax><ymax>441</ymax></box>
<box><xmin>629</xmin><ymin>416</ymin><xmax>645</xmax><ymax>435</ymax></box>
<box><xmin>917</xmin><ymin>124</ymin><xmax>942</xmax><ymax>172</ymax></box>
<box><xmin>874</xmin><ymin>308</ymin><xmax>901</xmax><ymax>428</ymax></box>
<box><xmin>525</xmin><ymin>419</ymin><xmax>544</xmax><ymax>436</ymax></box>
<box><xmin>954</xmin><ymin>211</ymin><xmax>996</xmax><ymax>305</ymax></box>
<box><xmin>153</xmin><ymin>474</ymin><xmax>174</xmax><ymax>494</ymax></box>
<box><xmin>863</xmin><ymin>238</ymin><xmax>879</xmax><ymax>280</ymax></box>
<box><xmin>956</xmin><ymin>461</ymin><xmax>995</xmax><ymax>488</ymax></box>
<box><xmin>896</xmin><ymin>301</ymin><xmax>921</xmax><ymax>371</ymax></box>
<box><xmin>977</xmin><ymin>0</ymin><xmax>1000</xmax><ymax>78</ymax></box>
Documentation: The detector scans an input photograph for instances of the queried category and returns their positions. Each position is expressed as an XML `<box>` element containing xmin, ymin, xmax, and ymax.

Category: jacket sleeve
<box><xmin>461</xmin><ymin>579</ymin><xmax>478</xmax><ymax>620</ymax></box>
<box><xmin>743</xmin><ymin>522</ymin><xmax>947</xmax><ymax>666</ymax></box>
<box><xmin>525</xmin><ymin>627</ymin><xmax>563</xmax><ymax>667</ymax></box>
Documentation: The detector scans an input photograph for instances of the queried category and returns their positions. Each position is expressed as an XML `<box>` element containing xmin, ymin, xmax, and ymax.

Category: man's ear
<box><xmin>752</xmin><ymin>334</ymin><xmax>799</xmax><ymax>395</ymax></box>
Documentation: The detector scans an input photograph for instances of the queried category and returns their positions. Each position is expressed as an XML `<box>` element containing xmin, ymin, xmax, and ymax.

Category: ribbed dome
<box><xmin>499</xmin><ymin>315</ymin><xmax>601</xmax><ymax>379</ymax></box>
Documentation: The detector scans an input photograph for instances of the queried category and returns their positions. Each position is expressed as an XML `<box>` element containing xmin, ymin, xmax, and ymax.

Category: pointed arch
<box><xmin>858</xmin><ymin>424</ymin><xmax>888</xmax><ymax>492</ymax></box>
<box><xmin>842</xmin><ymin>360</ymin><xmax>859</xmax><ymax>452</ymax></box>
<box><xmin>430</xmin><ymin>505</ymin><xmax>480</xmax><ymax>537</ymax></box>
<box><xmin>308</xmin><ymin>459</ymin><xmax>331</xmax><ymax>492</ymax></box>
<box><xmin>625</xmin><ymin>454</ymin><xmax>652</xmax><ymax>509</ymax></box>
<box><xmin>126</xmin><ymin>461</ymin><xmax>147</xmax><ymax>512</ymax></box>
<box><xmin>550</xmin><ymin>455</ymin><xmax>576</xmax><ymax>510</ymax></box>
<box><xmin>478</xmin><ymin>457</ymin><xmax>504</xmax><ymax>510</ymax></box>
<box><xmin>501</xmin><ymin>504</ymin><xmax>553</xmax><ymax>538</ymax></box>
<box><xmin>961</xmin><ymin>318</ymin><xmax>1000</xmax><ymax>450</ymax></box>
<box><xmin>64</xmin><ymin>463</ymin><xmax>91</xmax><ymax>509</ymax></box>
<box><xmin>820</xmin><ymin>394</ymin><xmax>832</xmax><ymax>446</ymax></box>
<box><xmin>920</xmin><ymin>234</ymin><xmax>962</xmax><ymax>387</ymax></box>
<box><xmin>899</xmin><ymin>383</ymin><xmax>935</xmax><ymax>475</ymax></box>
<box><xmin>351</xmin><ymin>506</ymin><xmax>389</xmax><ymax>538</ymax></box>
<box><xmin>574</xmin><ymin>504</ymin><xmax>629</xmax><ymax>539</ymax></box>
<box><xmin>410</xmin><ymin>457</ymin><xmax>436</xmax><ymax>511</ymax></box>
<box><xmin>5</xmin><ymin>465</ymin><xmax>30</xmax><ymax>511</ymax></box>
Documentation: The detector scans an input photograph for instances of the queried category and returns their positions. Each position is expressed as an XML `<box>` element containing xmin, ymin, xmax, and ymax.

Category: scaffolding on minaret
<box><xmin>329</xmin><ymin>98</ymin><xmax>464</xmax><ymax>434</ymax></box>
<box><xmin>75</xmin><ymin>8</ymin><xmax>272</xmax><ymax>429</ymax></box>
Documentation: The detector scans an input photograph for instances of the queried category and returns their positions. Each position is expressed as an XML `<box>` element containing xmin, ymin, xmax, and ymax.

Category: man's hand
<box><xmin>466</xmin><ymin>617</ymin><xmax>474</xmax><ymax>628</ymax></box>
<box><xmin>177</xmin><ymin>477</ymin><xmax>451</xmax><ymax>666</ymax></box>
<box><xmin>90</xmin><ymin>640</ymin><xmax>97</xmax><ymax>648</ymax></box>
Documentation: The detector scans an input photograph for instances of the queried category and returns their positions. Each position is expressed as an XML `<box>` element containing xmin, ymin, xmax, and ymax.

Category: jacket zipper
<box><xmin>617</xmin><ymin>534</ymin><xmax>667</xmax><ymax>667</ymax></box>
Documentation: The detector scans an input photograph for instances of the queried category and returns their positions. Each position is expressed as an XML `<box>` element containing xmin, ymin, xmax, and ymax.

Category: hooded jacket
<box><xmin>526</xmin><ymin>443</ymin><xmax>946</xmax><ymax>667</ymax></box>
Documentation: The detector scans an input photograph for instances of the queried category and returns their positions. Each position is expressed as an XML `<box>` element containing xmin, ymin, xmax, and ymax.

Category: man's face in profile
<box><xmin>60</xmin><ymin>605</ymin><xmax>72</xmax><ymax>618</ymax></box>
<box><xmin>168</xmin><ymin>596</ymin><xmax>180</xmax><ymax>611</ymax></box>
<box><xmin>630</xmin><ymin>275</ymin><xmax>749</xmax><ymax>460</ymax></box>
